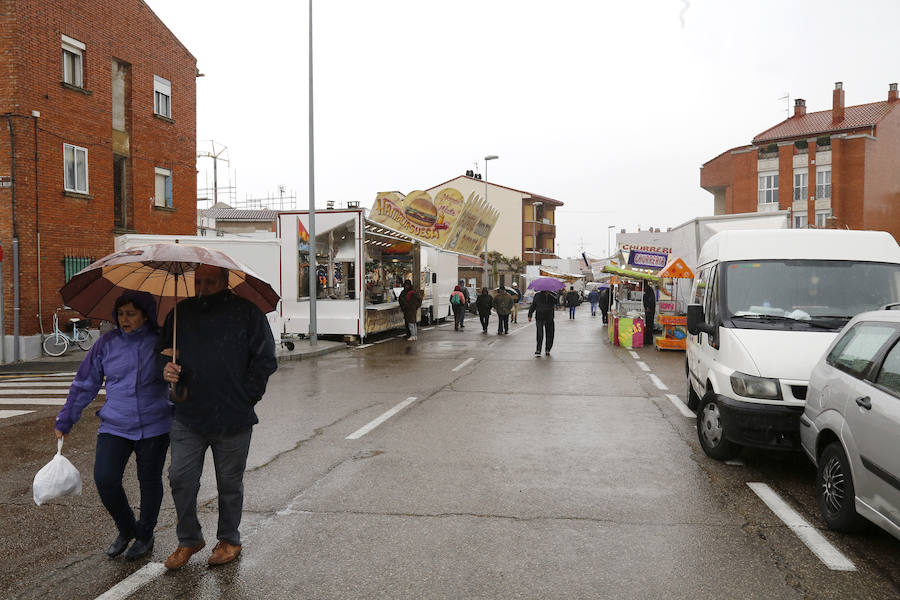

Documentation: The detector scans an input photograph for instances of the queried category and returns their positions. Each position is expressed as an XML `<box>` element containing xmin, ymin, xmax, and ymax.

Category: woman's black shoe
<box><xmin>124</xmin><ymin>536</ymin><xmax>154</xmax><ymax>560</ymax></box>
<box><xmin>106</xmin><ymin>533</ymin><xmax>133</xmax><ymax>557</ymax></box>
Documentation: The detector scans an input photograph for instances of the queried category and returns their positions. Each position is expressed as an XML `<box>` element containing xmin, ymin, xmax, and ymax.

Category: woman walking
<box><xmin>450</xmin><ymin>285</ymin><xmax>466</xmax><ymax>330</ymax></box>
<box><xmin>398</xmin><ymin>279</ymin><xmax>421</xmax><ymax>341</ymax></box>
<box><xmin>475</xmin><ymin>287</ymin><xmax>493</xmax><ymax>333</ymax></box>
<box><xmin>55</xmin><ymin>291</ymin><xmax>171</xmax><ymax>561</ymax></box>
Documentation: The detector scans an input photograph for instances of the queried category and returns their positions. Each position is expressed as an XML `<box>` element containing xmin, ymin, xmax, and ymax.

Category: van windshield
<box><xmin>723</xmin><ymin>260</ymin><xmax>900</xmax><ymax>330</ymax></box>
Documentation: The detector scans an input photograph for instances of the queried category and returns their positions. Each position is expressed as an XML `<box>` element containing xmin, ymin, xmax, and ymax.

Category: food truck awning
<box><xmin>657</xmin><ymin>257</ymin><xmax>693</xmax><ymax>279</ymax></box>
<box><xmin>602</xmin><ymin>265</ymin><xmax>660</xmax><ymax>283</ymax></box>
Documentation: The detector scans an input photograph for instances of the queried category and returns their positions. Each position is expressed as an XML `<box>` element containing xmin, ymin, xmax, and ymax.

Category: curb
<box><xmin>277</xmin><ymin>343</ymin><xmax>349</xmax><ymax>362</ymax></box>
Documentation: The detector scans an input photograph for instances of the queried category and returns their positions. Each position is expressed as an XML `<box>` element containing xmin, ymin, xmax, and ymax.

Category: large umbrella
<box><xmin>60</xmin><ymin>243</ymin><xmax>279</xmax><ymax>325</ymax></box>
<box><xmin>527</xmin><ymin>277</ymin><xmax>565</xmax><ymax>292</ymax></box>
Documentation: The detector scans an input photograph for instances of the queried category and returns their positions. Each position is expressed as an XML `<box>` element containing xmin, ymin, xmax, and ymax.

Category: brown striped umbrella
<box><xmin>60</xmin><ymin>243</ymin><xmax>279</xmax><ymax>326</ymax></box>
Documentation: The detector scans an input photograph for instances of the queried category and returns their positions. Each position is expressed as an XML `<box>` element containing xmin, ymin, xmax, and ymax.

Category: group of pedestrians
<box><xmin>586</xmin><ymin>286</ymin><xmax>610</xmax><ymax>323</ymax></box>
<box><xmin>451</xmin><ymin>279</ymin><xmax>520</xmax><ymax>334</ymax></box>
<box><xmin>55</xmin><ymin>265</ymin><xmax>277</xmax><ymax>570</ymax></box>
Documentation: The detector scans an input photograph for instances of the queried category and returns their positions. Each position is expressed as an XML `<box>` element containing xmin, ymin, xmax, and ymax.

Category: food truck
<box><xmin>277</xmin><ymin>208</ymin><xmax>462</xmax><ymax>341</ymax></box>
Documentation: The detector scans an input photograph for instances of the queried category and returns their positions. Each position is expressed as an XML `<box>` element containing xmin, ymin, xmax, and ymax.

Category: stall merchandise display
<box><xmin>654</xmin><ymin>258</ymin><xmax>693</xmax><ymax>351</ymax></box>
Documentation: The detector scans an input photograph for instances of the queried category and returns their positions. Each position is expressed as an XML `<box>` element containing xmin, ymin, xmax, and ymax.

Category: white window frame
<box><xmin>61</xmin><ymin>35</ymin><xmax>85</xmax><ymax>87</ymax></box>
<box><xmin>758</xmin><ymin>172</ymin><xmax>779</xmax><ymax>204</ymax></box>
<box><xmin>153</xmin><ymin>75</ymin><xmax>172</xmax><ymax>118</ymax></box>
<box><xmin>793</xmin><ymin>171</ymin><xmax>808</xmax><ymax>202</ymax></box>
<box><xmin>794</xmin><ymin>214</ymin><xmax>808</xmax><ymax>229</ymax></box>
<box><xmin>816</xmin><ymin>210</ymin><xmax>832</xmax><ymax>228</ymax></box>
<box><xmin>63</xmin><ymin>143</ymin><xmax>89</xmax><ymax>194</ymax></box>
<box><xmin>154</xmin><ymin>167</ymin><xmax>173</xmax><ymax>208</ymax></box>
<box><xmin>816</xmin><ymin>168</ymin><xmax>832</xmax><ymax>199</ymax></box>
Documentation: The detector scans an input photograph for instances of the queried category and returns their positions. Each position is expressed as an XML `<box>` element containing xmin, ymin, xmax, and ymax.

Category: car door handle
<box><xmin>856</xmin><ymin>396</ymin><xmax>872</xmax><ymax>410</ymax></box>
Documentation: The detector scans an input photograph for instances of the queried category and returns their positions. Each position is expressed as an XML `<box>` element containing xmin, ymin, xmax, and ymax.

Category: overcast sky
<box><xmin>146</xmin><ymin>0</ymin><xmax>900</xmax><ymax>258</ymax></box>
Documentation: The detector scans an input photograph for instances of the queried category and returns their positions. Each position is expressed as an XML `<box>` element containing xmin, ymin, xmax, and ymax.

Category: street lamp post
<box><xmin>483</xmin><ymin>155</ymin><xmax>499</xmax><ymax>287</ymax></box>
<box><xmin>532</xmin><ymin>201</ymin><xmax>543</xmax><ymax>266</ymax></box>
<box><xmin>307</xmin><ymin>0</ymin><xmax>317</xmax><ymax>345</ymax></box>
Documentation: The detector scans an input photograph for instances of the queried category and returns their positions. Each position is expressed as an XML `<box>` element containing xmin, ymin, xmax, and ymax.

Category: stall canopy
<box><xmin>538</xmin><ymin>268</ymin><xmax>583</xmax><ymax>283</ymax></box>
<box><xmin>602</xmin><ymin>265</ymin><xmax>660</xmax><ymax>283</ymax></box>
<box><xmin>657</xmin><ymin>257</ymin><xmax>693</xmax><ymax>279</ymax></box>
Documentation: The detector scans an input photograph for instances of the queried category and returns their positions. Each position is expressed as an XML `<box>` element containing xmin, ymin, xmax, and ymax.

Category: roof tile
<box><xmin>753</xmin><ymin>101</ymin><xmax>898</xmax><ymax>144</ymax></box>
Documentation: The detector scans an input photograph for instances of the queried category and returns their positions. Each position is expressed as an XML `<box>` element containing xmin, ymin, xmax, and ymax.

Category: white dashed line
<box><xmin>93</xmin><ymin>562</ymin><xmax>167</xmax><ymax>600</ymax></box>
<box><xmin>628</xmin><ymin>351</ymin><xmax>640</xmax><ymax>359</ymax></box>
<box><xmin>0</xmin><ymin>398</ymin><xmax>68</xmax><ymax>406</ymax></box>
<box><xmin>747</xmin><ymin>482</ymin><xmax>856</xmax><ymax>571</ymax></box>
<box><xmin>0</xmin><ymin>409</ymin><xmax>34</xmax><ymax>419</ymax></box>
<box><xmin>665</xmin><ymin>393</ymin><xmax>695</xmax><ymax>418</ymax></box>
<box><xmin>636</xmin><ymin>361</ymin><xmax>651</xmax><ymax>372</ymax></box>
<box><xmin>356</xmin><ymin>344</ymin><xmax>374</xmax><ymax>349</ymax></box>
<box><xmin>421</xmin><ymin>327</ymin><xmax>434</xmax><ymax>331</ymax></box>
<box><xmin>648</xmin><ymin>374</ymin><xmax>668</xmax><ymax>390</ymax></box>
<box><xmin>452</xmin><ymin>357</ymin><xmax>476</xmax><ymax>372</ymax></box>
<box><xmin>346</xmin><ymin>397</ymin><xmax>417</xmax><ymax>440</ymax></box>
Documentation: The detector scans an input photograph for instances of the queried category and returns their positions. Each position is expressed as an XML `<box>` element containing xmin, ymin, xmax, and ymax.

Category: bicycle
<box><xmin>42</xmin><ymin>308</ymin><xmax>95</xmax><ymax>356</ymax></box>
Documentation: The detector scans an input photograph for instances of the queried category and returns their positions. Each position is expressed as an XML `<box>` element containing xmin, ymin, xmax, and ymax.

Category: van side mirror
<box><xmin>687</xmin><ymin>304</ymin><xmax>715</xmax><ymax>335</ymax></box>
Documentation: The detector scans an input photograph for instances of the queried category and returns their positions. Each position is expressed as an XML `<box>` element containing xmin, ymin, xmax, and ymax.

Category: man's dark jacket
<box><xmin>156</xmin><ymin>289</ymin><xmax>277</xmax><ymax>435</ymax></box>
<box><xmin>565</xmin><ymin>290</ymin><xmax>580</xmax><ymax>307</ymax></box>
<box><xmin>528</xmin><ymin>291</ymin><xmax>556</xmax><ymax>321</ymax></box>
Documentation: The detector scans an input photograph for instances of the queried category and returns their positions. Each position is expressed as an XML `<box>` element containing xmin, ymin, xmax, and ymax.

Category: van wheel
<box><xmin>817</xmin><ymin>442</ymin><xmax>865</xmax><ymax>532</ymax></box>
<box><xmin>697</xmin><ymin>394</ymin><xmax>740</xmax><ymax>460</ymax></box>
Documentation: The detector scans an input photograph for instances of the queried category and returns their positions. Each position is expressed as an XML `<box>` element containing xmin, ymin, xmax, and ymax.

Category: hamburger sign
<box><xmin>371</xmin><ymin>187</ymin><xmax>499</xmax><ymax>254</ymax></box>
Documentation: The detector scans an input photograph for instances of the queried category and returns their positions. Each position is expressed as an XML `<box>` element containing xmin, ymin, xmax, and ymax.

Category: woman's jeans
<box><xmin>569</xmin><ymin>306</ymin><xmax>576</xmax><ymax>319</ymax></box>
<box><xmin>589</xmin><ymin>301</ymin><xmax>598</xmax><ymax>316</ymax></box>
<box><xmin>452</xmin><ymin>305</ymin><xmax>464</xmax><ymax>329</ymax></box>
<box><xmin>94</xmin><ymin>432</ymin><xmax>170</xmax><ymax>541</ymax></box>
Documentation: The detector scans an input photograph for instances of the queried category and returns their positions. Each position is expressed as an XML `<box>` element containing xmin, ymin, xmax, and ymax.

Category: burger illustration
<box><xmin>403</xmin><ymin>191</ymin><xmax>438</xmax><ymax>228</ymax></box>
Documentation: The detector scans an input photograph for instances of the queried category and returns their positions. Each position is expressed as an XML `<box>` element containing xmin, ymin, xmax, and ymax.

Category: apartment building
<box><xmin>1</xmin><ymin>0</ymin><xmax>197</xmax><ymax>353</ymax></box>
<box><xmin>701</xmin><ymin>82</ymin><xmax>900</xmax><ymax>239</ymax></box>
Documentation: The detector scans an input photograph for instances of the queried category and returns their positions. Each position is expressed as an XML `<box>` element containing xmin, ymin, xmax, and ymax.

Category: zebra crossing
<box><xmin>0</xmin><ymin>372</ymin><xmax>103</xmax><ymax>419</ymax></box>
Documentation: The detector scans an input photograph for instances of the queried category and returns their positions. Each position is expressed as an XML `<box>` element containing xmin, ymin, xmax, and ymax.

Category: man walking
<box><xmin>587</xmin><ymin>287</ymin><xmax>600</xmax><ymax>317</ymax></box>
<box><xmin>643</xmin><ymin>282</ymin><xmax>656</xmax><ymax>347</ymax></box>
<box><xmin>493</xmin><ymin>286</ymin><xmax>514</xmax><ymax>334</ymax></box>
<box><xmin>599</xmin><ymin>285</ymin><xmax>610</xmax><ymax>324</ymax></box>
<box><xmin>528</xmin><ymin>290</ymin><xmax>556</xmax><ymax>356</ymax></box>
<box><xmin>565</xmin><ymin>287</ymin><xmax>580</xmax><ymax>320</ymax></box>
<box><xmin>158</xmin><ymin>264</ymin><xmax>277</xmax><ymax>570</ymax></box>
<box><xmin>458</xmin><ymin>279</ymin><xmax>470</xmax><ymax>329</ymax></box>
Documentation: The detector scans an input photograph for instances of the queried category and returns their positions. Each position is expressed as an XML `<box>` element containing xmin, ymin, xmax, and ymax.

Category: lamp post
<box><xmin>607</xmin><ymin>225</ymin><xmax>615</xmax><ymax>258</ymax></box>
<box><xmin>307</xmin><ymin>0</ymin><xmax>317</xmax><ymax>345</ymax></box>
<box><xmin>483</xmin><ymin>154</ymin><xmax>499</xmax><ymax>287</ymax></box>
<box><xmin>532</xmin><ymin>201</ymin><xmax>543</xmax><ymax>266</ymax></box>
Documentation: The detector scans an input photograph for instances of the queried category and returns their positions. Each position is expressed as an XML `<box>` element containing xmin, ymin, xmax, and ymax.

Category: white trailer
<box><xmin>670</xmin><ymin>211</ymin><xmax>790</xmax><ymax>273</ymax></box>
<box><xmin>277</xmin><ymin>209</ymin><xmax>461</xmax><ymax>341</ymax></box>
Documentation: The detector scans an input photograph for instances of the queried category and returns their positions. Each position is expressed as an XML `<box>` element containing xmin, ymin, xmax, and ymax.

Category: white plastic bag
<box><xmin>33</xmin><ymin>438</ymin><xmax>82</xmax><ymax>506</ymax></box>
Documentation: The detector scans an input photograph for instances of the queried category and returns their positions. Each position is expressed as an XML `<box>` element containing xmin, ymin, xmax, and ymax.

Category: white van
<box><xmin>685</xmin><ymin>229</ymin><xmax>900</xmax><ymax>460</ymax></box>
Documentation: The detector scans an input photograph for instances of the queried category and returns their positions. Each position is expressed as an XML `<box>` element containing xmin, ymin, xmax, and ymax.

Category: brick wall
<box><xmin>0</xmin><ymin>0</ymin><xmax>197</xmax><ymax>336</ymax></box>
<box><xmin>864</xmin><ymin>106</ymin><xmax>900</xmax><ymax>241</ymax></box>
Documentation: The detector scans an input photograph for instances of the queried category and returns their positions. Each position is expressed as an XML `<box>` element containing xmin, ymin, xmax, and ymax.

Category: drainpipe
<box><xmin>5</xmin><ymin>116</ymin><xmax>20</xmax><ymax>361</ymax></box>
<box><xmin>33</xmin><ymin>112</ymin><xmax>41</xmax><ymax>334</ymax></box>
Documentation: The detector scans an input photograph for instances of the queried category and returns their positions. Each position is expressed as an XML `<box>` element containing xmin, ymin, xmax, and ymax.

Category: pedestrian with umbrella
<box><xmin>527</xmin><ymin>278</ymin><xmax>564</xmax><ymax>356</ymax></box>
<box><xmin>53</xmin><ymin>290</ymin><xmax>170</xmax><ymax>561</ymax></box>
<box><xmin>60</xmin><ymin>244</ymin><xmax>279</xmax><ymax>570</ymax></box>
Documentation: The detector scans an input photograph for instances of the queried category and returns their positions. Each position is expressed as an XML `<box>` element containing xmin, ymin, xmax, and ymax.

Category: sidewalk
<box><xmin>0</xmin><ymin>339</ymin><xmax>349</xmax><ymax>375</ymax></box>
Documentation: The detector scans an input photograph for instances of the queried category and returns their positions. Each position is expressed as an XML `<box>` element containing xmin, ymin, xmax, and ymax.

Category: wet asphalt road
<box><xmin>1</xmin><ymin>305</ymin><xmax>899</xmax><ymax>599</ymax></box>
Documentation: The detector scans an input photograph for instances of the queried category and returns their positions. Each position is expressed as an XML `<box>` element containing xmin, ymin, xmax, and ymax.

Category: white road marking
<box><xmin>648</xmin><ymin>374</ymin><xmax>668</xmax><ymax>390</ymax></box>
<box><xmin>507</xmin><ymin>324</ymin><xmax>527</xmax><ymax>336</ymax></box>
<box><xmin>0</xmin><ymin>410</ymin><xmax>34</xmax><ymax>419</ymax></box>
<box><xmin>395</xmin><ymin>334</ymin><xmax>406</xmax><ymax>339</ymax></box>
<box><xmin>636</xmin><ymin>361</ymin><xmax>651</xmax><ymax>372</ymax></box>
<box><xmin>747</xmin><ymin>482</ymin><xmax>856</xmax><ymax>571</ymax></box>
<box><xmin>725</xmin><ymin>459</ymin><xmax>744</xmax><ymax>466</ymax></box>
<box><xmin>373</xmin><ymin>338</ymin><xmax>390</xmax><ymax>344</ymax></box>
<box><xmin>346</xmin><ymin>397</ymin><xmax>417</xmax><ymax>440</ymax></box>
<box><xmin>452</xmin><ymin>357</ymin><xmax>476</xmax><ymax>372</ymax></box>
<box><xmin>488</xmin><ymin>341</ymin><xmax>498</xmax><ymax>347</ymax></box>
<box><xmin>665</xmin><ymin>393</ymin><xmax>695</xmax><ymax>418</ymax></box>
<box><xmin>0</xmin><ymin>381</ymin><xmax>73</xmax><ymax>388</ymax></box>
<box><xmin>0</xmin><ymin>398</ymin><xmax>68</xmax><ymax>406</ymax></box>
<box><xmin>94</xmin><ymin>562</ymin><xmax>167</xmax><ymax>600</ymax></box>
<box><xmin>355</xmin><ymin>344</ymin><xmax>374</xmax><ymax>349</ymax></box>
<box><xmin>421</xmin><ymin>327</ymin><xmax>434</xmax><ymax>331</ymax></box>
<box><xmin>629</xmin><ymin>351</ymin><xmax>640</xmax><ymax>359</ymax></box>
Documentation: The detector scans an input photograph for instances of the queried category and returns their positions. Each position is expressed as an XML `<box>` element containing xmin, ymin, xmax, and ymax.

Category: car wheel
<box><xmin>817</xmin><ymin>442</ymin><xmax>865</xmax><ymax>532</ymax></box>
<box><xmin>697</xmin><ymin>393</ymin><xmax>740</xmax><ymax>460</ymax></box>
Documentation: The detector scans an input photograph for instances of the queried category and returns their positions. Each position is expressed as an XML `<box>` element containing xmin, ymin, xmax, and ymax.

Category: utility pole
<box><xmin>197</xmin><ymin>141</ymin><xmax>229</xmax><ymax>207</ymax></box>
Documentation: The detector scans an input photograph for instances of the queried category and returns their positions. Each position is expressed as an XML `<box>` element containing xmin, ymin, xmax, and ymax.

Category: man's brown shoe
<box><xmin>164</xmin><ymin>542</ymin><xmax>205</xmax><ymax>570</ymax></box>
<box><xmin>208</xmin><ymin>540</ymin><xmax>242</xmax><ymax>566</ymax></box>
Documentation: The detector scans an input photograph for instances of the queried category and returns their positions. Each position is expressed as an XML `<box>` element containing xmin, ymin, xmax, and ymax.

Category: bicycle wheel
<box><xmin>75</xmin><ymin>328</ymin><xmax>95</xmax><ymax>351</ymax></box>
<box><xmin>43</xmin><ymin>333</ymin><xmax>68</xmax><ymax>357</ymax></box>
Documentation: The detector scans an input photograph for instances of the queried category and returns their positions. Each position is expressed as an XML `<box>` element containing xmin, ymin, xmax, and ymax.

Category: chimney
<box><xmin>889</xmin><ymin>82</ymin><xmax>899</xmax><ymax>103</ymax></box>
<box><xmin>832</xmin><ymin>82</ymin><xmax>845</xmax><ymax>123</ymax></box>
<box><xmin>794</xmin><ymin>98</ymin><xmax>806</xmax><ymax>117</ymax></box>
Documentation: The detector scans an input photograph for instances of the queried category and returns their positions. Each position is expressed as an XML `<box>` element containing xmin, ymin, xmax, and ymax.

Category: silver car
<box><xmin>801</xmin><ymin>309</ymin><xmax>900</xmax><ymax>540</ymax></box>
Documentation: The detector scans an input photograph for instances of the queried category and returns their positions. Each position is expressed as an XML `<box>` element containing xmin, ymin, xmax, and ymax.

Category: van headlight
<box><xmin>730</xmin><ymin>372</ymin><xmax>783</xmax><ymax>400</ymax></box>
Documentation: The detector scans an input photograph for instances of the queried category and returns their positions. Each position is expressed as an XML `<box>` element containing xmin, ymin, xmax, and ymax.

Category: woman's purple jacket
<box><xmin>55</xmin><ymin>324</ymin><xmax>172</xmax><ymax>440</ymax></box>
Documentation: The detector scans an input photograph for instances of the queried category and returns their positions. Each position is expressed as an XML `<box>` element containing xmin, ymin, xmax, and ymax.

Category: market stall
<box><xmin>602</xmin><ymin>265</ymin><xmax>660</xmax><ymax>349</ymax></box>
<box><xmin>654</xmin><ymin>258</ymin><xmax>693</xmax><ymax>351</ymax></box>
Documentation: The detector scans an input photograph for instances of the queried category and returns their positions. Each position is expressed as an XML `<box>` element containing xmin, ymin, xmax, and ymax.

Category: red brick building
<box><xmin>701</xmin><ymin>82</ymin><xmax>900</xmax><ymax>240</ymax></box>
<box><xmin>1</xmin><ymin>0</ymin><xmax>197</xmax><ymax>354</ymax></box>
